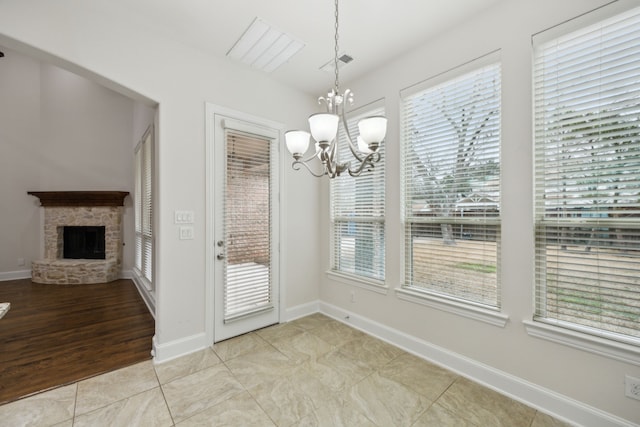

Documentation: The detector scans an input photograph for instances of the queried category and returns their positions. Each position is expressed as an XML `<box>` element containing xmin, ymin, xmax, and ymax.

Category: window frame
<box><xmin>134</xmin><ymin>124</ymin><xmax>154</xmax><ymax>292</ymax></box>
<box><xmin>398</xmin><ymin>51</ymin><xmax>507</xmax><ymax>327</ymax></box>
<box><xmin>530</xmin><ymin>2</ymin><xmax>640</xmax><ymax>363</ymax></box>
<box><xmin>328</xmin><ymin>100</ymin><xmax>388</xmax><ymax>291</ymax></box>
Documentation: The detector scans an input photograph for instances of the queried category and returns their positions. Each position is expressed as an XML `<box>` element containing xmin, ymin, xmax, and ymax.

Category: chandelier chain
<box><xmin>334</xmin><ymin>0</ymin><xmax>340</xmax><ymax>94</ymax></box>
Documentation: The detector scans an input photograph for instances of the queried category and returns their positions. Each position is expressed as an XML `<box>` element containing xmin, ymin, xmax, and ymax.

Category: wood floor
<box><xmin>0</xmin><ymin>278</ymin><xmax>154</xmax><ymax>404</ymax></box>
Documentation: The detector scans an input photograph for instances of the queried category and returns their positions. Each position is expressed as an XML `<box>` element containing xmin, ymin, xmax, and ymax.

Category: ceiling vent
<box><xmin>227</xmin><ymin>17</ymin><xmax>305</xmax><ymax>73</ymax></box>
<box><xmin>320</xmin><ymin>53</ymin><xmax>353</xmax><ymax>73</ymax></box>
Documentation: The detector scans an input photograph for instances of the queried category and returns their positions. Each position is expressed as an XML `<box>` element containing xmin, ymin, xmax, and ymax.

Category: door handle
<box><xmin>217</xmin><ymin>253</ymin><xmax>225</xmax><ymax>260</ymax></box>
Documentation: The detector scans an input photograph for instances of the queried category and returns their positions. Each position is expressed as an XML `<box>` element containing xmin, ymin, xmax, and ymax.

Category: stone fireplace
<box><xmin>28</xmin><ymin>191</ymin><xmax>129</xmax><ymax>284</ymax></box>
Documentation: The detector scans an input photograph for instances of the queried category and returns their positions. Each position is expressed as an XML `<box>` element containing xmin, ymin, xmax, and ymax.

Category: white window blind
<box><xmin>134</xmin><ymin>148</ymin><xmax>142</xmax><ymax>273</ymax></box>
<box><xmin>134</xmin><ymin>127</ymin><xmax>153</xmax><ymax>287</ymax></box>
<box><xmin>330</xmin><ymin>104</ymin><xmax>385</xmax><ymax>282</ymax></box>
<box><xmin>533</xmin><ymin>6</ymin><xmax>640</xmax><ymax>343</ymax></box>
<box><xmin>401</xmin><ymin>56</ymin><xmax>501</xmax><ymax>308</ymax></box>
<box><xmin>223</xmin><ymin>129</ymin><xmax>273</xmax><ymax>321</ymax></box>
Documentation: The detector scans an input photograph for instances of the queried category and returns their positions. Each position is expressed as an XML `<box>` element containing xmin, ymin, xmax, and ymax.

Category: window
<box><xmin>330</xmin><ymin>103</ymin><xmax>386</xmax><ymax>284</ymax></box>
<box><xmin>401</xmin><ymin>54</ymin><xmax>501</xmax><ymax>310</ymax></box>
<box><xmin>134</xmin><ymin>126</ymin><xmax>153</xmax><ymax>289</ymax></box>
<box><xmin>223</xmin><ymin>128</ymin><xmax>274</xmax><ymax>320</ymax></box>
<box><xmin>533</xmin><ymin>6</ymin><xmax>640</xmax><ymax>345</ymax></box>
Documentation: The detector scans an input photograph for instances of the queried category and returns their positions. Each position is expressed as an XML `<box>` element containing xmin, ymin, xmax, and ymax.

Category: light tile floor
<box><xmin>0</xmin><ymin>313</ymin><xmax>571</xmax><ymax>426</ymax></box>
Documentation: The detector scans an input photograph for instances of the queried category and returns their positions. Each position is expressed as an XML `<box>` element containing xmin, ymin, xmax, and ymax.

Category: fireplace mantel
<box><xmin>28</xmin><ymin>191</ymin><xmax>129</xmax><ymax>207</ymax></box>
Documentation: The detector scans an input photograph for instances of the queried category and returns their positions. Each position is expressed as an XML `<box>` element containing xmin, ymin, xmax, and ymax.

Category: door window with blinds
<box><xmin>223</xmin><ymin>130</ymin><xmax>273</xmax><ymax>321</ymax></box>
<box><xmin>330</xmin><ymin>103</ymin><xmax>385</xmax><ymax>283</ymax></box>
<box><xmin>533</xmin><ymin>6</ymin><xmax>640</xmax><ymax>343</ymax></box>
<box><xmin>401</xmin><ymin>53</ymin><xmax>501</xmax><ymax>309</ymax></box>
<box><xmin>134</xmin><ymin>126</ymin><xmax>153</xmax><ymax>289</ymax></box>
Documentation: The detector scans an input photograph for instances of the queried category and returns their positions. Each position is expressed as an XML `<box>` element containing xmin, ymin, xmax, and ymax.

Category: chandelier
<box><xmin>284</xmin><ymin>0</ymin><xmax>387</xmax><ymax>178</ymax></box>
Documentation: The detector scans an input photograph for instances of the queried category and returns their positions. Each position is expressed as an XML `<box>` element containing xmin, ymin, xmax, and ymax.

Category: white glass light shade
<box><xmin>357</xmin><ymin>136</ymin><xmax>372</xmax><ymax>154</ymax></box>
<box><xmin>285</xmin><ymin>130</ymin><xmax>310</xmax><ymax>156</ymax></box>
<box><xmin>308</xmin><ymin>113</ymin><xmax>339</xmax><ymax>142</ymax></box>
<box><xmin>358</xmin><ymin>116</ymin><xmax>387</xmax><ymax>144</ymax></box>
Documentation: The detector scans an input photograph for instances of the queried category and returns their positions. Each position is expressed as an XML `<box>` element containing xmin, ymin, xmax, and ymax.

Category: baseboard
<box><xmin>284</xmin><ymin>300</ymin><xmax>320</xmax><ymax>322</ymax></box>
<box><xmin>152</xmin><ymin>301</ymin><xmax>319</xmax><ymax>364</ymax></box>
<box><xmin>153</xmin><ymin>332</ymin><xmax>209</xmax><ymax>364</ymax></box>
<box><xmin>0</xmin><ymin>269</ymin><xmax>31</xmax><ymax>281</ymax></box>
<box><xmin>319</xmin><ymin>301</ymin><xmax>634</xmax><ymax>427</ymax></box>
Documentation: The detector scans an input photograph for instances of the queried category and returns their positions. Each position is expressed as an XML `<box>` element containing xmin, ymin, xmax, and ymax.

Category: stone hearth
<box><xmin>28</xmin><ymin>191</ymin><xmax>129</xmax><ymax>284</ymax></box>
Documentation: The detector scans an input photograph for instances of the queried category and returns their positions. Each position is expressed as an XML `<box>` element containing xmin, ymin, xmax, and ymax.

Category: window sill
<box><xmin>395</xmin><ymin>286</ymin><xmax>508</xmax><ymax>327</ymax></box>
<box><xmin>133</xmin><ymin>268</ymin><xmax>153</xmax><ymax>292</ymax></box>
<box><xmin>325</xmin><ymin>270</ymin><xmax>389</xmax><ymax>295</ymax></box>
<box><xmin>523</xmin><ymin>319</ymin><xmax>640</xmax><ymax>366</ymax></box>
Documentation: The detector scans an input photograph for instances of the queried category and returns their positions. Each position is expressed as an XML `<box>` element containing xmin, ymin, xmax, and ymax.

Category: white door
<box><xmin>211</xmin><ymin>113</ymin><xmax>280</xmax><ymax>342</ymax></box>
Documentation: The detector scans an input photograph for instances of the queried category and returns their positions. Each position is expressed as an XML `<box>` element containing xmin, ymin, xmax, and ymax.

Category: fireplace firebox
<box><xmin>63</xmin><ymin>226</ymin><xmax>106</xmax><ymax>259</ymax></box>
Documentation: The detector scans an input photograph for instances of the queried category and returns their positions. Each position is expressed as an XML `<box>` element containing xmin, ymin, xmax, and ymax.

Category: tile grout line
<box><xmin>152</xmin><ymin>363</ymin><xmax>177</xmax><ymax>427</ymax></box>
<box><xmin>71</xmin><ymin>362</ymin><xmax>162</xmax><ymax>422</ymax></box>
<box><xmin>72</xmin><ymin>382</ymin><xmax>79</xmax><ymax>426</ymax></box>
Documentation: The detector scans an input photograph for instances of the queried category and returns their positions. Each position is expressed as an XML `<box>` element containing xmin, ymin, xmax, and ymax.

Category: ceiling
<box><xmin>104</xmin><ymin>0</ymin><xmax>504</xmax><ymax>96</ymax></box>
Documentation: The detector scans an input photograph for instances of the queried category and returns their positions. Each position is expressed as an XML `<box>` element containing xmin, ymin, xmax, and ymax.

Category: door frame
<box><xmin>205</xmin><ymin>103</ymin><xmax>285</xmax><ymax>344</ymax></box>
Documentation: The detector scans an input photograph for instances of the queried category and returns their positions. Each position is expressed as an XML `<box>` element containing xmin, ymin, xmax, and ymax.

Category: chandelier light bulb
<box><xmin>309</xmin><ymin>113</ymin><xmax>339</xmax><ymax>143</ymax></box>
<box><xmin>285</xmin><ymin>130</ymin><xmax>311</xmax><ymax>158</ymax></box>
<box><xmin>358</xmin><ymin>116</ymin><xmax>388</xmax><ymax>145</ymax></box>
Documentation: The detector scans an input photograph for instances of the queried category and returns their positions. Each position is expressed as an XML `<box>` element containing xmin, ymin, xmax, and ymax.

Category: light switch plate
<box><xmin>179</xmin><ymin>226</ymin><xmax>194</xmax><ymax>240</ymax></box>
<box><xmin>175</xmin><ymin>210</ymin><xmax>194</xmax><ymax>224</ymax></box>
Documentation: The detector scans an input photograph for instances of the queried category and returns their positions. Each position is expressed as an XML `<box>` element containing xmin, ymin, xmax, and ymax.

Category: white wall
<box><xmin>5</xmin><ymin>0</ymin><xmax>637</xmax><ymax>424</ymax></box>
<box><xmin>0</xmin><ymin>0</ymin><xmax>320</xmax><ymax>360</ymax></box>
<box><xmin>0</xmin><ymin>48</ymin><xmax>41</xmax><ymax>278</ymax></box>
<box><xmin>320</xmin><ymin>0</ymin><xmax>640</xmax><ymax>425</ymax></box>
<box><xmin>0</xmin><ymin>47</ymin><xmax>136</xmax><ymax>276</ymax></box>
